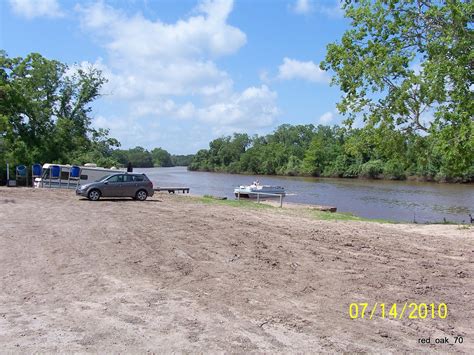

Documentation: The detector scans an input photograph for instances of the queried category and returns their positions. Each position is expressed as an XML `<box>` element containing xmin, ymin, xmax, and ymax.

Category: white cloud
<box><xmin>75</xmin><ymin>1</ymin><xmax>243</xmax><ymax>99</ymax></box>
<box><xmin>9</xmin><ymin>0</ymin><xmax>64</xmax><ymax>19</ymax></box>
<box><xmin>77</xmin><ymin>0</ymin><xmax>246</xmax><ymax>60</ymax></box>
<box><xmin>123</xmin><ymin>85</ymin><xmax>279</xmax><ymax>130</ymax></box>
<box><xmin>319</xmin><ymin>111</ymin><xmax>334</xmax><ymax>124</ymax></box>
<box><xmin>293</xmin><ymin>0</ymin><xmax>312</xmax><ymax>14</ymax></box>
<box><xmin>277</xmin><ymin>57</ymin><xmax>328</xmax><ymax>83</ymax></box>
<box><xmin>316</xmin><ymin>1</ymin><xmax>344</xmax><ymax>19</ymax></box>
<box><xmin>75</xmin><ymin>1</ymin><xmax>279</xmax><ymax>150</ymax></box>
<box><xmin>292</xmin><ymin>0</ymin><xmax>344</xmax><ymax>18</ymax></box>
<box><xmin>198</xmin><ymin>85</ymin><xmax>279</xmax><ymax>129</ymax></box>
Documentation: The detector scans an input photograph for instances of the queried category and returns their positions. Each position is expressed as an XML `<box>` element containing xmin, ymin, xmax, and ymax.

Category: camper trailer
<box><xmin>34</xmin><ymin>163</ymin><xmax>125</xmax><ymax>189</ymax></box>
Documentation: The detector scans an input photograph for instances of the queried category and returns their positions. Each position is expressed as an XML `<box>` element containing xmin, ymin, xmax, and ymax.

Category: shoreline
<box><xmin>186</xmin><ymin>167</ymin><xmax>474</xmax><ymax>184</ymax></box>
<box><xmin>184</xmin><ymin>191</ymin><xmax>472</xmax><ymax>225</ymax></box>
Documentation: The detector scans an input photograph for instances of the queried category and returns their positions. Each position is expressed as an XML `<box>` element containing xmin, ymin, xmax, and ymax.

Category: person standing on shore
<box><xmin>127</xmin><ymin>162</ymin><xmax>133</xmax><ymax>172</ymax></box>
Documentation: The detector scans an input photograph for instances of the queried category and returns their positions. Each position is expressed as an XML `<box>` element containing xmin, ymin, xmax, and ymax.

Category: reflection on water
<box><xmin>137</xmin><ymin>167</ymin><xmax>474</xmax><ymax>223</ymax></box>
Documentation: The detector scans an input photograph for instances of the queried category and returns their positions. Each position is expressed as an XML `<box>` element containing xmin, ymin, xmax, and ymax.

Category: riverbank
<box><xmin>188</xmin><ymin>167</ymin><xmax>474</xmax><ymax>184</ymax></box>
<box><xmin>139</xmin><ymin>166</ymin><xmax>474</xmax><ymax>223</ymax></box>
<box><xmin>0</xmin><ymin>187</ymin><xmax>473</xmax><ymax>352</ymax></box>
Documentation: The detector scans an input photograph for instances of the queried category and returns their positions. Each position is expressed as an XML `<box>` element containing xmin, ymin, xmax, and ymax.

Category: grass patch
<box><xmin>180</xmin><ymin>194</ymin><xmax>395</xmax><ymax>222</ymax></box>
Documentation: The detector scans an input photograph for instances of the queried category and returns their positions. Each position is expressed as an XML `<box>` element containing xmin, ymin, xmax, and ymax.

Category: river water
<box><xmin>136</xmin><ymin>166</ymin><xmax>473</xmax><ymax>223</ymax></box>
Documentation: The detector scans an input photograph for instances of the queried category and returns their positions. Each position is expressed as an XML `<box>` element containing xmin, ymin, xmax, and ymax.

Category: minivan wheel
<box><xmin>136</xmin><ymin>190</ymin><xmax>148</xmax><ymax>201</ymax></box>
<box><xmin>88</xmin><ymin>189</ymin><xmax>101</xmax><ymax>201</ymax></box>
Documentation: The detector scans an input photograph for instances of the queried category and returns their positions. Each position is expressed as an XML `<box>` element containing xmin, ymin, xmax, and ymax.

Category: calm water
<box><xmin>136</xmin><ymin>166</ymin><xmax>474</xmax><ymax>223</ymax></box>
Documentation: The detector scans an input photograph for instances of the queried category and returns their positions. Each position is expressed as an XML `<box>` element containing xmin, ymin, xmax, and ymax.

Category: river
<box><xmin>136</xmin><ymin>166</ymin><xmax>473</xmax><ymax>223</ymax></box>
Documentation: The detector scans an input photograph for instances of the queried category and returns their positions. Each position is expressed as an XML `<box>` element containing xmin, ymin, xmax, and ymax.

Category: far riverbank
<box><xmin>187</xmin><ymin>167</ymin><xmax>474</xmax><ymax>184</ymax></box>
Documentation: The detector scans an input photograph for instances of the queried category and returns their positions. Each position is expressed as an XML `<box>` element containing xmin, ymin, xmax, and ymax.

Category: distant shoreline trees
<box><xmin>111</xmin><ymin>146</ymin><xmax>193</xmax><ymax>168</ymax></box>
<box><xmin>188</xmin><ymin>124</ymin><xmax>473</xmax><ymax>182</ymax></box>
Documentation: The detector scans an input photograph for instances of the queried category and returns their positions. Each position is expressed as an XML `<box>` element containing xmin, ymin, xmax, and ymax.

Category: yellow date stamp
<box><xmin>349</xmin><ymin>302</ymin><xmax>448</xmax><ymax>320</ymax></box>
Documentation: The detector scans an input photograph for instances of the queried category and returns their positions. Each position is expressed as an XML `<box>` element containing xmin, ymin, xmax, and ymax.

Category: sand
<box><xmin>0</xmin><ymin>187</ymin><xmax>473</xmax><ymax>352</ymax></box>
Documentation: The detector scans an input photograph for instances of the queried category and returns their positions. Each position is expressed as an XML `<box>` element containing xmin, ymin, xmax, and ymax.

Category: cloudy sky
<box><xmin>1</xmin><ymin>0</ymin><xmax>349</xmax><ymax>154</ymax></box>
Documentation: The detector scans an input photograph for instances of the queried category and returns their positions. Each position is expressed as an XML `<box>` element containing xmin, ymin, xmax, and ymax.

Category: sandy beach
<box><xmin>0</xmin><ymin>187</ymin><xmax>473</xmax><ymax>352</ymax></box>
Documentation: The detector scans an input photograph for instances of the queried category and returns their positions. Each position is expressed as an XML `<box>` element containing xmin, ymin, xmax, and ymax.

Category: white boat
<box><xmin>34</xmin><ymin>163</ymin><xmax>124</xmax><ymax>189</ymax></box>
<box><xmin>234</xmin><ymin>181</ymin><xmax>286</xmax><ymax>198</ymax></box>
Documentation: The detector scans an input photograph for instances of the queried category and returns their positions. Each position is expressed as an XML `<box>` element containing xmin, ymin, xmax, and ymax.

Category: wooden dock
<box><xmin>154</xmin><ymin>187</ymin><xmax>190</xmax><ymax>194</ymax></box>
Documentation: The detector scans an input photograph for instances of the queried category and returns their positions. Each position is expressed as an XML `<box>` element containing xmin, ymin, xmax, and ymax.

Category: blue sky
<box><xmin>1</xmin><ymin>0</ymin><xmax>350</xmax><ymax>154</ymax></box>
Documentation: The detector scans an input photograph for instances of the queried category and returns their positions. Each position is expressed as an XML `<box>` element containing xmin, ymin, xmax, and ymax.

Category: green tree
<box><xmin>302</xmin><ymin>125</ymin><xmax>341</xmax><ymax>176</ymax></box>
<box><xmin>0</xmin><ymin>51</ymin><xmax>118</xmax><ymax>170</ymax></box>
<box><xmin>151</xmin><ymin>147</ymin><xmax>173</xmax><ymax>167</ymax></box>
<box><xmin>74</xmin><ymin>128</ymin><xmax>120</xmax><ymax>167</ymax></box>
<box><xmin>171</xmin><ymin>154</ymin><xmax>194</xmax><ymax>166</ymax></box>
<box><xmin>113</xmin><ymin>146</ymin><xmax>153</xmax><ymax>168</ymax></box>
<box><xmin>322</xmin><ymin>0</ymin><xmax>473</xmax><ymax>180</ymax></box>
<box><xmin>189</xmin><ymin>149</ymin><xmax>211</xmax><ymax>171</ymax></box>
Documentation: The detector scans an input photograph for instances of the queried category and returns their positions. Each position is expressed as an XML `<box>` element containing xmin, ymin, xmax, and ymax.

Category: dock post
<box><xmin>279</xmin><ymin>194</ymin><xmax>283</xmax><ymax>208</ymax></box>
<box><xmin>237</xmin><ymin>191</ymin><xmax>240</xmax><ymax>200</ymax></box>
<box><xmin>257</xmin><ymin>193</ymin><xmax>260</xmax><ymax>203</ymax></box>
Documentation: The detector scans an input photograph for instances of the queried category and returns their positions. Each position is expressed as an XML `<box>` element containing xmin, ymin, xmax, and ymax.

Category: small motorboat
<box><xmin>234</xmin><ymin>180</ymin><xmax>286</xmax><ymax>198</ymax></box>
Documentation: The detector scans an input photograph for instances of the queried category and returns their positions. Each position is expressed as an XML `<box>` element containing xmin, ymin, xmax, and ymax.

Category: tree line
<box><xmin>189</xmin><ymin>123</ymin><xmax>473</xmax><ymax>182</ymax></box>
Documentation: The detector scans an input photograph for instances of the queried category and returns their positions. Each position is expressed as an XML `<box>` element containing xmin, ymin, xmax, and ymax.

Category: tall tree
<box><xmin>322</xmin><ymin>0</ymin><xmax>473</xmax><ymax>179</ymax></box>
<box><xmin>0</xmin><ymin>51</ymin><xmax>119</xmax><ymax>168</ymax></box>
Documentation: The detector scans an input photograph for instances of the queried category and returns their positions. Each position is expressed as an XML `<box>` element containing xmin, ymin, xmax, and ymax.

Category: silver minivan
<box><xmin>76</xmin><ymin>173</ymin><xmax>154</xmax><ymax>201</ymax></box>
